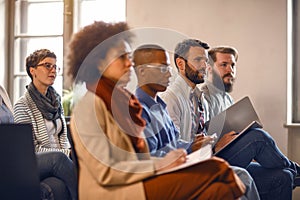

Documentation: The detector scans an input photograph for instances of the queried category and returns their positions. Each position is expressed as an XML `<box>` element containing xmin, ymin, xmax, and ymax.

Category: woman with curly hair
<box><xmin>67</xmin><ymin>20</ymin><xmax>245</xmax><ymax>200</ymax></box>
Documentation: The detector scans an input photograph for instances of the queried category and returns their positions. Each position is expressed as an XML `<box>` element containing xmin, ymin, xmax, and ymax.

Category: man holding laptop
<box><xmin>203</xmin><ymin>46</ymin><xmax>300</xmax><ymax>199</ymax></box>
<box><xmin>161</xmin><ymin>41</ymin><xmax>299</xmax><ymax>200</ymax></box>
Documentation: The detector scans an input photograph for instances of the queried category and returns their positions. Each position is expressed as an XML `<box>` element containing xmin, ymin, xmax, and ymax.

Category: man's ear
<box><xmin>207</xmin><ymin>64</ymin><xmax>213</xmax><ymax>74</ymax></box>
<box><xmin>176</xmin><ymin>57</ymin><xmax>185</xmax><ymax>71</ymax></box>
<box><xmin>135</xmin><ymin>66</ymin><xmax>145</xmax><ymax>76</ymax></box>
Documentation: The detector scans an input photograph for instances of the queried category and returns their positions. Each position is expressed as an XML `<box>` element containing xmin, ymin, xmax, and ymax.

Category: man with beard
<box><xmin>201</xmin><ymin>46</ymin><xmax>237</xmax><ymax>120</ymax></box>
<box><xmin>160</xmin><ymin>39</ymin><xmax>210</xmax><ymax>142</ymax></box>
<box><xmin>161</xmin><ymin>41</ymin><xmax>300</xmax><ymax>200</ymax></box>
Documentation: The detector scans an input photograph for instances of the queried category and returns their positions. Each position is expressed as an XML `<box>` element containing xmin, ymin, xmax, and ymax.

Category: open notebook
<box><xmin>156</xmin><ymin>144</ymin><xmax>212</xmax><ymax>175</ymax></box>
<box><xmin>206</xmin><ymin>96</ymin><xmax>263</xmax><ymax>155</ymax></box>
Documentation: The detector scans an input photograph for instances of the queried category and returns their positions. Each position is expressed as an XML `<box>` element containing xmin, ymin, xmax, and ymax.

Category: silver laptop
<box><xmin>0</xmin><ymin>124</ymin><xmax>40</xmax><ymax>200</ymax></box>
<box><xmin>206</xmin><ymin>96</ymin><xmax>263</xmax><ymax>155</ymax></box>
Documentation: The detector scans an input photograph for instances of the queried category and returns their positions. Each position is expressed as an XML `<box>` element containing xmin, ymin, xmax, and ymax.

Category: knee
<box><xmin>274</xmin><ymin>169</ymin><xmax>294</xmax><ymax>187</ymax></box>
<box><xmin>53</xmin><ymin>151</ymin><xmax>68</xmax><ymax>159</ymax></box>
<box><xmin>41</xmin><ymin>177</ymin><xmax>71</xmax><ymax>200</ymax></box>
<box><xmin>210</xmin><ymin>157</ymin><xmax>231</xmax><ymax>168</ymax></box>
<box><xmin>49</xmin><ymin>151</ymin><xmax>71</xmax><ymax>164</ymax></box>
<box><xmin>203</xmin><ymin>182</ymin><xmax>234</xmax><ymax>200</ymax></box>
<box><xmin>246</xmin><ymin>128</ymin><xmax>274</xmax><ymax>143</ymax></box>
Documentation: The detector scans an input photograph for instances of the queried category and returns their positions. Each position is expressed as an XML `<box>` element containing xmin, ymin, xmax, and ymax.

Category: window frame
<box><xmin>5</xmin><ymin>0</ymin><xmax>126</xmax><ymax>104</ymax></box>
<box><xmin>287</xmin><ymin>0</ymin><xmax>300</xmax><ymax>124</ymax></box>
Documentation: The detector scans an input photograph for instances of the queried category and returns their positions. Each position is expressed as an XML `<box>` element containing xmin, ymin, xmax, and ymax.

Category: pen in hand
<box><xmin>165</xmin><ymin>143</ymin><xmax>188</xmax><ymax>162</ymax></box>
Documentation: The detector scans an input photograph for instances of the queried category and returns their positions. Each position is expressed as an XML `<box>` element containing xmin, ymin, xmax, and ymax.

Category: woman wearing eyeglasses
<box><xmin>1</xmin><ymin>80</ymin><xmax>77</xmax><ymax>199</ymax></box>
<box><xmin>14</xmin><ymin>49</ymin><xmax>70</xmax><ymax>156</ymax></box>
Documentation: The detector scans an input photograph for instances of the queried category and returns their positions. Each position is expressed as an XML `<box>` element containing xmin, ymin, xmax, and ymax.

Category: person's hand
<box><xmin>154</xmin><ymin>149</ymin><xmax>187</xmax><ymax>172</ymax></box>
<box><xmin>191</xmin><ymin>133</ymin><xmax>216</xmax><ymax>152</ymax></box>
<box><xmin>214</xmin><ymin>131</ymin><xmax>238</xmax><ymax>153</ymax></box>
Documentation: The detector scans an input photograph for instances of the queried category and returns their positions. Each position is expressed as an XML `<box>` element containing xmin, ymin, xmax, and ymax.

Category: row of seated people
<box><xmin>67</xmin><ymin>21</ymin><xmax>299</xmax><ymax>200</ymax></box>
<box><xmin>1</xmin><ymin>26</ymin><xmax>245</xmax><ymax>199</ymax></box>
<box><xmin>1</xmin><ymin>20</ymin><xmax>300</xmax><ymax>200</ymax></box>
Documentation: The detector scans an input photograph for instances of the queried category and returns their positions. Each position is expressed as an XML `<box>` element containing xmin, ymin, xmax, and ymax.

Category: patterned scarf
<box><xmin>86</xmin><ymin>76</ymin><xmax>147</xmax><ymax>153</ymax></box>
<box><xmin>27</xmin><ymin>82</ymin><xmax>62</xmax><ymax>126</ymax></box>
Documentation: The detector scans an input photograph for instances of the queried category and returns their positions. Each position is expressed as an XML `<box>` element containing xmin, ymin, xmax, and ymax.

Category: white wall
<box><xmin>127</xmin><ymin>0</ymin><xmax>289</xmax><ymax>153</ymax></box>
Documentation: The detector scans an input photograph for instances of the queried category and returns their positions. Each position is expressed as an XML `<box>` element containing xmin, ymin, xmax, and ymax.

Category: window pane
<box><xmin>14</xmin><ymin>37</ymin><xmax>63</xmax><ymax>74</ymax></box>
<box><xmin>15</xmin><ymin>0</ymin><xmax>63</xmax><ymax>35</ymax></box>
<box><xmin>79</xmin><ymin>0</ymin><xmax>126</xmax><ymax>28</ymax></box>
<box><xmin>13</xmin><ymin>76</ymin><xmax>31</xmax><ymax>104</ymax></box>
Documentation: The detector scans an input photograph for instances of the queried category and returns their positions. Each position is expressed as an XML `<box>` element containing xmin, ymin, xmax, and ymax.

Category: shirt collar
<box><xmin>136</xmin><ymin>87</ymin><xmax>167</xmax><ymax>109</ymax></box>
<box><xmin>175</xmin><ymin>75</ymin><xmax>194</xmax><ymax>98</ymax></box>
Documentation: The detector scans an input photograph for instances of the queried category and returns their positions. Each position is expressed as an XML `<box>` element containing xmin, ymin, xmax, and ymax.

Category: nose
<box><xmin>197</xmin><ymin>61</ymin><xmax>208</xmax><ymax>72</ymax></box>
<box><xmin>225</xmin><ymin>65</ymin><xmax>234</xmax><ymax>74</ymax></box>
<box><xmin>166</xmin><ymin>70</ymin><xmax>172</xmax><ymax>78</ymax></box>
<box><xmin>50</xmin><ymin>66</ymin><xmax>58</xmax><ymax>73</ymax></box>
<box><xmin>126</xmin><ymin>57</ymin><xmax>133</xmax><ymax>68</ymax></box>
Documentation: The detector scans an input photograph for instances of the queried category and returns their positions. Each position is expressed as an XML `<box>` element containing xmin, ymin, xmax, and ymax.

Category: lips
<box><xmin>198</xmin><ymin>68</ymin><xmax>206</xmax><ymax>75</ymax></box>
<box><xmin>48</xmin><ymin>75</ymin><xmax>56</xmax><ymax>79</ymax></box>
<box><xmin>223</xmin><ymin>75</ymin><xmax>234</xmax><ymax>83</ymax></box>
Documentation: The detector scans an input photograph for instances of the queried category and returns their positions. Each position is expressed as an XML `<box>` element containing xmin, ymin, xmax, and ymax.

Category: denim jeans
<box><xmin>247</xmin><ymin>162</ymin><xmax>293</xmax><ymax>200</ymax></box>
<box><xmin>40</xmin><ymin>177</ymin><xmax>70</xmax><ymax>200</ymax></box>
<box><xmin>217</xmin><ymin>128</ymin><xmax>296</xmax><ymax>200</ymax></box>
<box><xmin>37</xmin><ymin>151</ymin><xmax>78</xmax><ymax>200</ymax></box>
<box><xmin>231</xmin><ymin>166</ymin><xmax>260</xmax><ymax>200</ymax></box>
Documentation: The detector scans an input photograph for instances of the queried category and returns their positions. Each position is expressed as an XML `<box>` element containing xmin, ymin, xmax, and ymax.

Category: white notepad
<box><xmin>156</xmin><ymin>144</ymin><xmax>212</xmax><ymax>175</ymax></box>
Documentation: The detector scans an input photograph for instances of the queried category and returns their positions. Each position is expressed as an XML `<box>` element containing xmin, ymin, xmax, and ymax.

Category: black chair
<box><xmin>66</xmin><ymin>117</ymin><xmax>79</xmax><ymax>200</ymax></box>
<box><xmin>0</xmin><ymin>124</ymin><xmax>40</xmax><ymax>200</ymax></box>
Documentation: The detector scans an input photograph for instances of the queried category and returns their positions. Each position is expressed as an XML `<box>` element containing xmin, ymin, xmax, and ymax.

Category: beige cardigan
<box><xmin>70</xmin><ymin>91</ymin><xmax>156</xmax><ymax>200</ymax></box>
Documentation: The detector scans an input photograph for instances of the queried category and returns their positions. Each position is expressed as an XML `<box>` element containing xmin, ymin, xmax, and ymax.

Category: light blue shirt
<box><xmin>0</xmin><ymin>96</ymin><xmax>14</xmax><ymax>124</ymax></box>
<box><xmin>136</xmin><ymin>88</ymin><xmax>191</xmax><ymax>157</ymax></box>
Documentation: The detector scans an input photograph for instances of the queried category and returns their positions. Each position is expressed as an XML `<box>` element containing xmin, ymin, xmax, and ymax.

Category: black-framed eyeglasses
<box><xmin>36</xmin><ymin>62</ymin><xmax>60</xmax><ymax>72</ymax></box>
<box><xmin>141</xmin><ymin>64</ymin><xmax>171</xmax><ymax>73</ymax></box>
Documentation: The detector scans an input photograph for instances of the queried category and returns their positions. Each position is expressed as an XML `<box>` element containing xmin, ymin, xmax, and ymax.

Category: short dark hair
<box><xmin>208</xmin><ymin>46</ymin><xmax>239</xmax><ymax>63</ymax></box>
<box><xmin>174</xmin><ymin>39</ymin><xmax>209</xmax><ymax>69</ymax></box>
<box><xmin>132</xmin><ymin>44</ymin><xmax>165</xmax><ymax>67</ymax></box>
<box><xmin>26</xmin><ymin>49</ymin><xmax>56</xmax><ymax>80</ymax></box>
<box><xmin>66</xmin><ymin>21</ymin><xmax>133</xmax><ymax>84</ymax></box>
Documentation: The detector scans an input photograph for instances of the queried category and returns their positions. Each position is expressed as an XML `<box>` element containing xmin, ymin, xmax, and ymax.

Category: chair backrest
<box><xmin>66</xmin><ymin>118</ymin><xmax>79</xmax><ymax>181</ymax></box>
<box><xmin>0</xmin><ymin>124</ymin><xmax>40</xmax><ymax>200</ymax></box>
